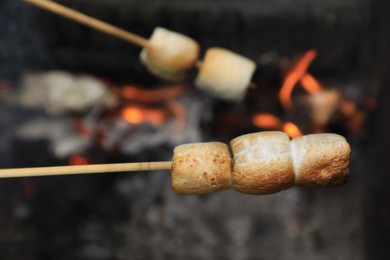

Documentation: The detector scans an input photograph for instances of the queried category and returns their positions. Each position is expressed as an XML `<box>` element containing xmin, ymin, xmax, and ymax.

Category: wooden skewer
<box><xmin>23</xmin><ymin>0</ymin><xmax>259</xmax><ymax>90</ymax></box>
<box><xmin>24</xmin><ymin>0</ymin><xmax>150</xmax><ymax>48</ymax></box>
<box><xmin>0</xmin><ymin>161</ymin><xmax>172</xmax><ymax>179</ymax></box>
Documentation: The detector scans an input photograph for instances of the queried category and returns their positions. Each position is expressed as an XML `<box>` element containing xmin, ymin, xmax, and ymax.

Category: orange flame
<box><xmin>300</xmin><ymin>73</ymin><xmax>322</xmax><ymax>94</ymax></box>
<box><xmin>279</xmin><ymin>49</ymin><xmax>319</xmax><ymax>109</ymax></box>
<box><xmin>252</xmin><ymin>114</ymin><xmax>303</xmax><ymax>138</ymax></box>
<box><xmin>121</xmin><ymin>84</ymin><xmax>185</xmax><ymax>103</ymax></box>
<box><xmin>252</xmin><ymin>113</ymin><xmax>283</xmax><ymax>129</ymax></box>
<box><xmin>121</xmin><ymin>106</ymin><xmax>144</xmax><ymax>124</ymax></box>
<box><xmin>283</xmin><ymin>122</ymin><xmax>302</xmax><ymax>138</ymax></box>
<box><xmin>121</xmin><ymin>105</ymin><xmax>167</xmax><ymax>126</ymax></box>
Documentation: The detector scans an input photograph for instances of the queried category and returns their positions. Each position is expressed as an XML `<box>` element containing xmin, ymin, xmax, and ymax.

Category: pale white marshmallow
<box><xmin>195</xmin><ymin>48</ymin><xmax>256</xmax><ymax>101</ymax></box>
<box><xmin>140</xmin><ymin>27</ymin><xmax>200</xmax><ymax>82</ymax></box>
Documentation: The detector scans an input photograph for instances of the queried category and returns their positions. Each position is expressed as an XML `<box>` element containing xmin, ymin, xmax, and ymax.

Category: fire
<box><xmin>279</xmin><ymin>49</ymin><xmax>321</xmax><ymax>109</ymax></box>
<box><xmin>121</xmin><ymin>105</ymin><xmax>167</xmax><ymax>126</ymax></box>
<box><xmin>116</xmin><ymin>84</ymin><xmax>186</xmax><ymax>128</ymax></box>
<box><xmin>253</xmin><ymin>51</ymin><xmax>320</xmax><ymax>138</ymax></box>
<box><xmin>300</xmin><ymin>73</ymin><xmax>322</xmax><ymax>94</ymax></box>
<box><xmin>69</xmin><ymin>155</ymin><xmax>90</xmax><ymax>165</ymax></box>
<box><xmin>252</xmin><ymin>113</ymin><xmax>302</xmax><ymax>138</ymax></box>
<box><xmin>252</xmin><ymin>113</ymin><xmax>282</xmax><ymax>129</ymax></box>
<box><xmin>121</xmin><ymin>106</ymin><xmax>144</xmax><ymax>124</ymax></box>
<box><xmin>121</xmin><ymin>84</ymin><xmax>185</xmax><ymax>103</ymax></box>
<box><xmin>283</xmin><ymin>122</ymin><xmax>302</xmax><ymax>138</ymax></box>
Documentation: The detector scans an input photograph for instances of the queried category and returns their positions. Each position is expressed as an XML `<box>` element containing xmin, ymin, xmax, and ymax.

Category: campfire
<box><xmin>0</xmin><ymin>0</ymin><xmax>386</xmax><ymax>259</ymax></box>
<box><xmin>12</xmin><ymin>45</ymin><xmax>370</xmax><ymax>174</ymax></box>
<box><xmin>251</xmin><ymin>49</ymin><xmax>371</xmax><ymax>138</ymax></box>
<box><xmin>15</xmin><ymin>71</ymin><xmax>206</xmax><ymax>165</ymax></box>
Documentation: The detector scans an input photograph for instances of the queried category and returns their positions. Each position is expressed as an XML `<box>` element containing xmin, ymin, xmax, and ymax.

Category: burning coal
<box><xmin>15</xmin><ymin>71</ymin><xmax>206</xmax><ymax>162</ymax></box>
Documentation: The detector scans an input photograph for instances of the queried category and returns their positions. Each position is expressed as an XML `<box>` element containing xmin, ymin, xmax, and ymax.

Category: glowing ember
<box><xmin>69</xmin><ymin>155</ymin><xmax>90</xmax><ymax>165</ymax></box>
<box><xmin>279</xmin><ymin>49</ymin><xmax>319</xmax><ymax>109</ymax></box>
<box><xmin>116</xmin><ymin>84</ymin><xmax>185</xmax><ymax>128</ymax></box>
<box><xmin>121</xmin><ymin>84</ymin><xmax>185</xmax><ymax>103</ymax></box>
<box><xmin>121</xmin><ymin>106</ymin><xmax>144</xmax><ymax>124</ymax></box>
<box><xmin>283</xmin><ymin>122</ymin><xmax>302</xmax><ymax>138</ymax></box>
<box><xmin>121</xmin><ymin>105</ymin><xmax>167</xmax><ymax>126</ymax></box>
<box><xmin>252</xmin><ymin>113</ymin><xmax>282</xmax><ymax>129</ymax></box>
<box><xmin>340</xmin><ymin>100</ymin><xmax>357</xmax><ymax>116</ymax></box>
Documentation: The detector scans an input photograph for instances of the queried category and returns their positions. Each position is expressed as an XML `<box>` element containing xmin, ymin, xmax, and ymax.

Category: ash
<box><xmin>15</xmin><ymin>71</ymin><xmax>205</xmax><ymax>159</ymax></box>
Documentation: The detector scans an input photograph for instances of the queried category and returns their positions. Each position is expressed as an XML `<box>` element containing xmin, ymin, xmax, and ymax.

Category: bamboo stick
<box><xmin>23</xmin><ymin>0</ymin><xmax>259</xmax><ymax>98</ymax></box>
<box><xmin>24</xmin><ymin>0</ymin><xmax>150</xmax><ymax>47</ymax></box>
<box><xmin>0</xmin><ymin>161</ymin><xmax>172</xmax><ymax>178</ymax></box>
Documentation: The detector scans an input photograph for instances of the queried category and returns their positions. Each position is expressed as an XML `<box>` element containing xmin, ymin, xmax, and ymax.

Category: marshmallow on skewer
<box><xmin>195</xmin><ymin>48</ymin><xmax>256</xmax><ymax>101</ymax></box>
<box><xmin>140</xmin><ymin>27</ymin><xmax>200</xmax><ymax>82</ymax></box>
<box><xmin>290</xmin><ymin>133</ymin><xmax>350</xmax><ymax>188</ymax></box>
<box><xmin>0</xmin><ymin>130</ymin><xmax>351</xmax><ymax>195</ymax></box>
<box><xmin>230</xmin><ymin>131</ymin><xmax>295</xmax><ymax>195</ymax></box>
<box><xmin>171</xmin><ymin>142</ymin><xmax>232</xmax><ymax>195</ymax></box>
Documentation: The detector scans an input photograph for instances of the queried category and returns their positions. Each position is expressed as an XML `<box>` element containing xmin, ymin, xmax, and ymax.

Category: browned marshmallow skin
<box><xmin>290</xmin><ymin>134</ymin><xmax>351</xmax><ymax>188</ymax></box>
<box><xmin>230</xmin><ymin>131</ymin><xmax>295</xmax><ymax>195</ymax></box>
<box><xmin>171</xmin><ymin>142</ymin><xmax>232</xmax><ymax>195</ymax></box>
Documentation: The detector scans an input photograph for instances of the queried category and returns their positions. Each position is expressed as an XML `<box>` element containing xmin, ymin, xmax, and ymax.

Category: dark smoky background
<box><xmin>0</xmin><ymin>0</ymin><xmax>389</xmax><ymax>259</ymax></box>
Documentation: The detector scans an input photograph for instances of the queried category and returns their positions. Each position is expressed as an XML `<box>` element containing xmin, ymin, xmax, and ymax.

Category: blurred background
<box><xmin>0</xmin><ymin>0</ymin><xmax>389</xmax><ymax>259</ymax></box>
